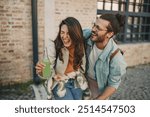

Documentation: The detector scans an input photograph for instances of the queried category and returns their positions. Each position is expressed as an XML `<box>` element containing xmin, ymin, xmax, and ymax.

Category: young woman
<box><xmin>35</xmin><ymin>17</ymin><xmax>90</xmax><ymax>100</ymax></box>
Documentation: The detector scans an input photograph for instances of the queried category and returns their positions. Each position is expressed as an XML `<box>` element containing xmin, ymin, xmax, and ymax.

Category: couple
<box><xmin>35</xmin><ymin>13</ymin><xmax>127</xmax><ymax>100</ymax></box>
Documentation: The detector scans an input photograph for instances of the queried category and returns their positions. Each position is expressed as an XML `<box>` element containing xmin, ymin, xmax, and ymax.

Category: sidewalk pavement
<box><xmin>0</xmin><ymin>64</ymin><xmax>150</xmax><ymax>100</ymax></box>
<box><xmin>110</xmin><ymin>64</ymin><xmax>150</xmax><ymax>100</ymax></box>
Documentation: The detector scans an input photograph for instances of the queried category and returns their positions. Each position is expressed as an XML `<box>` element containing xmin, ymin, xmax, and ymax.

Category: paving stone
<box><xmin>110</xmin><ymin>64</ymin><xmax>150</xmax><ymax>100</ymax></box>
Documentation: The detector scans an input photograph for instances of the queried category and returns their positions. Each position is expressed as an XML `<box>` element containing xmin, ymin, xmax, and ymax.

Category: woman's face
<box><xmin>60</xmin><ymin>24</ymin><xmax>72</xmax><ymax>47</ymax></box>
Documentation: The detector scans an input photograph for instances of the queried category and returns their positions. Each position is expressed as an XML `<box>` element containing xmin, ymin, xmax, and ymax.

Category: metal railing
<box><xmin>97</xmin><ymin>0</ymin><xmax>150</xmax><ymax>43</ymax></box>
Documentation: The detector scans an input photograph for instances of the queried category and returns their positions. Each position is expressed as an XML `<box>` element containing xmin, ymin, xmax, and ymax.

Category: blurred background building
<box><xmin>0</xmin><ymin>0</ymin><xmax>150</xmax><ymax>86</ymax></box>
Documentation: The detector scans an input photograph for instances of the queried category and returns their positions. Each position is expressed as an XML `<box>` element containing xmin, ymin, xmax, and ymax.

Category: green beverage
<box><xmin>42</xmin><ymin>58</ymin><xmax>51</xmax><ymax>79</ymax></box>
<box><xmin>42</xmin><ymin>47</ymin><xmax>52</xmax><ymax>79</ymax></box>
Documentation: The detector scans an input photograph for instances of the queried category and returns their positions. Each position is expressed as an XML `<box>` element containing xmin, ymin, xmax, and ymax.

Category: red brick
<box><xmin>2</xmin><ymin>43</ymin><xmax>7</xmax><ymax>46</ymax></box>
<box><xmin>8</xmin><ymin>50</ymin><xmax>14</xmax><ymax>53</ymax></box>
<box><xmin>12</xmin><ymin>25</ymin><xmax>23</xmax><ymax>28</ymax></box>
<box><xmin>9</xmin><ymin>43</ymin><xmax>15</xmax><ymax>46</ymax></box>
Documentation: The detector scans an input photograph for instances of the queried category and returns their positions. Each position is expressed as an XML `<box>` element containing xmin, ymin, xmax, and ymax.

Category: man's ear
<box><xmin>107</xmin><ymin>32</ymin><xmax>114</xmax><ymax>38</ymax></box>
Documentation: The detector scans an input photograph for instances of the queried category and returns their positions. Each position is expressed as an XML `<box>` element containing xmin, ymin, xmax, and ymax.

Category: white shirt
<box><xmin>87</xmin><ymin>44</ymin><xmax>102</xmax><ymax>79</ymax></box>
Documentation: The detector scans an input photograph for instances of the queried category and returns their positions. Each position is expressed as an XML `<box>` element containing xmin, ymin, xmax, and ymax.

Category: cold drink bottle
<box><xmin>42</xmin><ymin>48</ymin><xmax>51</xmax><ymax>79</ymax></box>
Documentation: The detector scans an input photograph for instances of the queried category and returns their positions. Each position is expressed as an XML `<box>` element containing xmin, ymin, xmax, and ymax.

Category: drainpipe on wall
<box><xmin>31</xmin><ymin>0</ymin><xmax>41</xmax><ymax>84</ymax></box>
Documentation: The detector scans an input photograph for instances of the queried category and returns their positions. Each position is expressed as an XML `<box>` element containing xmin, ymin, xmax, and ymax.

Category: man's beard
<box><xmin>91</xmin><ymin>31</ymin><xmax>105</xmax><ymax>43</ymax></box>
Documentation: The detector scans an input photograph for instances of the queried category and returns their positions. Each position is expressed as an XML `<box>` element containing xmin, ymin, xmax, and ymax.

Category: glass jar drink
<box><xmin>42</xmin><ymin>47</ymin><xmax>52</xmax><ymax>79</ymax></box>
<box><xmin>42</xmin><ymin>58</ymin><xmax>51</xmax><ymax>79</ymax></box>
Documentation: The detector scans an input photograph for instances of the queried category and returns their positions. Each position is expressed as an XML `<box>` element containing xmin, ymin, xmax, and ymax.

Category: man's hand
<box><xmin>95</xmin><ymin>86</ymin><xmax>116</xmax><ymax>100</ymax></box>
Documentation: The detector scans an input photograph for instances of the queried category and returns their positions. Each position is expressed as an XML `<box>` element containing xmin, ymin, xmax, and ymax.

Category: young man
<box><xmin>83</xmin><ymin>13</ymin><xmax>127</xmax><ymax>100</ymax></box>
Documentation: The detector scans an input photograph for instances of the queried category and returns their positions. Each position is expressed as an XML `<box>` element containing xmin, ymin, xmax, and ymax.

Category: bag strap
<box><xmin>110</xmin><ymin>48</ymin><xmax>120</xmax><ymax>61</ymax></box>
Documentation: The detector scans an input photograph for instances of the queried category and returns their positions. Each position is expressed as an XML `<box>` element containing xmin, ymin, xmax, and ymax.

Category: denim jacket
<box><xmin>83</xmin><ymin>29</ymin><xmax>127</xmax><ymax>92</ymax></box>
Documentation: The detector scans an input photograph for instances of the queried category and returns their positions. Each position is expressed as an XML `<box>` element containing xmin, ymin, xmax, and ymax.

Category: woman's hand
<box><xmin>54</xmin><ymin>74</ymin><xmax>63</xmax><ymax>81</ymax></box>
<box><xmin>35</xmin><ymin>62</ymin><xmax>45</xmax><ymax>76</ymax></box>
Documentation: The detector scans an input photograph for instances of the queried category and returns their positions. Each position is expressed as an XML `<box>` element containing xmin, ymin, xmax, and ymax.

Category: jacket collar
<box><xmin>84</xmin><ymin>29</ymin><xmax>116</xmax><ymax>62</ymax></box>
<box><xmin>98</xmin><ymin>38</ymin><xmax>114</xmax><ymax>62</ymax></box>
<box><xmin>87</xmin><ymin>38</ymin><xmax>94</xmax><ymax>47</ymax></box>
<box><xmin>87</xmin><ymin>38</ymin><xmax>114</xmax><ymax>62</ymax></box>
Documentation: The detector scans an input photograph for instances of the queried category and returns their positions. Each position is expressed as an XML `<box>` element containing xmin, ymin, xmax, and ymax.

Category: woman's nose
<box><xmin>62</xmin><ymin>33</ymin><xmax>68</xmax><ymax>39</ymax></box>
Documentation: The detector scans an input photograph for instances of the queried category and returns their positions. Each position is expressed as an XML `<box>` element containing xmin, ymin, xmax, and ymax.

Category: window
<box><xmin>97</xmin><ymin>0</ymin><xmax>150</xmax><ymax>43</ymax></box>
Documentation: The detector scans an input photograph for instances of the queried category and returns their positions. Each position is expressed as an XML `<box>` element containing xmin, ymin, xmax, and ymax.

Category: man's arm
<box><xmin>83</xmin><ymin>29</ymin><xmax>92</xmax><ymax>40</ymax></box>
<box><xmin>96</xmin><ymin>52</ymin><xmax>127</xmax><ymax>100</ymax></box>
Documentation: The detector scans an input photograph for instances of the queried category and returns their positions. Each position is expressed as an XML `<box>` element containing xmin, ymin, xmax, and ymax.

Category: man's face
<box><xmin>91</xmin><ymin>18</ymin><xmax>109</xmax><ymax>43</ymax></box>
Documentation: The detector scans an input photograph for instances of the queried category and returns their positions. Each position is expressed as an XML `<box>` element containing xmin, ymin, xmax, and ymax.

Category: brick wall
<box><xmin>119</xmin><ymin>43</ymin><xmax>150</xmax><ymax>67</ymax></box>
<box><xmin>0</xmin><ymin>0</ymin><xmax>44</xmax><ymax>86</ymax></box>
<box><xmin>0</xmin><ymin>0</ymin><xmax>97</xmax><ymax>85</ymax></box>
<box><xmin>54</xmin><ymin>0</ymin><xmax>97</xmax><ymax>34</ymax></box>
<box><xmin>0</xmin><ymin>0</ymin><xmax>149</xmax><ymax>85</ymax></box>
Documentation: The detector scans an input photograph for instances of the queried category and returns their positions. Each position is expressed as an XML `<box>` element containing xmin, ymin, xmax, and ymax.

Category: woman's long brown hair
<box><xmin>54</xmin><ymin>17</ymin><xmax>84</xmax><ymax>70</ymax></box>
